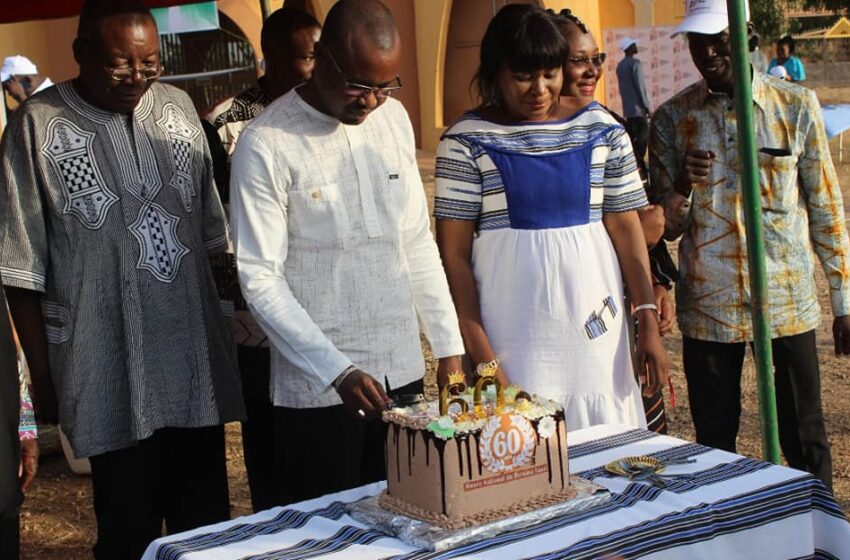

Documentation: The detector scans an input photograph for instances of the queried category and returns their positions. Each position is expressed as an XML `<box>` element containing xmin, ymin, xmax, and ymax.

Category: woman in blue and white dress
<box><xmin>434</xmin><ymin>5</ymin><xmax>668</xmax><ymax>430</ymax></box>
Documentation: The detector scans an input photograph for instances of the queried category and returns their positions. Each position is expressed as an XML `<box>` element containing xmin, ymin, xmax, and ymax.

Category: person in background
<box><xmin>552</xmin><ymin>10</ymin><xmax>675</xmax><ymax>433</ymax></box>
<box><xmin>231</xmin><ymin>0</ymin><xmax>464</xmax><ymax>505</ymax></box>
<box><xmin>1</xmin><ymin>55</ymin><xmax>53</xmax><ymax>106</ymax></box>
<box><xmin>651</xmin><ymin>0</ymin><xmax>848</xmax><ymax>490</ymax></box>
<box><xmin>615</xmin><ymin>36</ymin><xmax>651</xmax><ymax>161</ymax></box>
<box><xmin>207</xmin><ymin>8</ymin><xmax>321</xmax><ymax>158</ymax></box>
<box><xmin>1</xmin><ymin>276</ymin><xmax>25</xmax><ymax>559</ymax></box>
<box><xmin>206</xmin><ymin>6</ymin><xmax>321</xmax><ymax>513</ymax></box>
<box><xmin>0</xmin><ymin>0</ymin><xmax>244</xmax><ymax>557</ymax></box>
<box><xmin>769</xmin><ymin>35</ymin><xmax>805</xmax><ymax>82</ymax></box>
<box><xmin>12</xmin><ymin>320</ymin><xmax>38</xmax><ymax>495</ymax></box>
<box><xmin>435</xmin><ymin>4</ymin><xmax>667</xmax><ymax>431</ymax></box>
<box><xmin>748</xmin><ymin>32</ymin><xmax>768</xmax><ymax>74</ymax></box>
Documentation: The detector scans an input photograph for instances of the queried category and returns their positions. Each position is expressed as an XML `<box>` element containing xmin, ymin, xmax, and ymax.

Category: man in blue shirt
<box><xmin>616</xmin><ymin>37</ymin><xmax>651</xmax><ymax>160</ymax></box>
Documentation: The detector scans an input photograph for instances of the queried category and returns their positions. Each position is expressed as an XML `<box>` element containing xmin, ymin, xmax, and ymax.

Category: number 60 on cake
<box><xmin>380</xmin><ymin>371</ymin><xmax>576</xmax><ymax>529</ymax></box>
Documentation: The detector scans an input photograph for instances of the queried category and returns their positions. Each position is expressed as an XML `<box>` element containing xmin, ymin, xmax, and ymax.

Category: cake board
<box><xmin>347</xmin><ymin>476</ymin><xmax>610</xmax><ymax>552</ymax></box>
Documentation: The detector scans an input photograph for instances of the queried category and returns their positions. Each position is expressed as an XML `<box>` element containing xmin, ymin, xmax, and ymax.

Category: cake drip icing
<box><xmin>383</xmin><ymin>382</ymin><xmax>571</xmax><ymax>526</ymax></box>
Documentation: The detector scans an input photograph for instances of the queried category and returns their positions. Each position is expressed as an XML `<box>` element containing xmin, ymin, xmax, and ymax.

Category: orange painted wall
<box><xmin>600</xmin><ymin>0</ymin><xmax>636</xmax><ymax>30</ymax></box>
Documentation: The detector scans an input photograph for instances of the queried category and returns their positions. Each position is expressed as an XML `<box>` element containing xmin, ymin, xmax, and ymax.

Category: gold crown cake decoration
<box><xmin>447</xmin><ymin>371</ymin><xmax>466</xmax><ymax>386</ymax></box>
<box><xmin>439</xmin><ymin>370</ymin><xmax>468</xmax><ymax>416</ymax></box>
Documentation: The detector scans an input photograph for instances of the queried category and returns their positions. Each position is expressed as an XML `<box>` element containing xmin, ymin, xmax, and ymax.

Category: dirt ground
<box><xmin>18</xmin><ymin>87</ymin><xmax>850</xmax><ymax>559</ymax></box>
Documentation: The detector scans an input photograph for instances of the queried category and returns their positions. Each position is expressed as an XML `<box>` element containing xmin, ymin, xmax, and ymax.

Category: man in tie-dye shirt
<box><xmin>650</xmin><ymin>0</ymin><xmax>850</xmax><ymax>490</ymax></box>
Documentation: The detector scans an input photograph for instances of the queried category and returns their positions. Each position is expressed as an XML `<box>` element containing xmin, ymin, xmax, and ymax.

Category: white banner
<box><xmin>603</xmin><ymin>25</ymin><xmax>701</xmax><ymax>115</ymax></box>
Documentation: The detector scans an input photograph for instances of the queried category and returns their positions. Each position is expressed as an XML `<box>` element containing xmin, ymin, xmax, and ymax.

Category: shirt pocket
<box><xmin>384</xmin><ymin>170</ymin><xmax>407</xmax><ymax>219</ymax></box>
<box><xmin>377</xmin><ymin>148</ymin><xmax>409</xmax><ymax>230</ymax></box>
<box><xmin>758</xmin><ymin>152</ymin><xmax>798</xmax><ymax>214</ymax></box>
<box><xmin>287</xmin><ymin>183</ymin><xmax>351</xmax><ymax>241</ymax></box>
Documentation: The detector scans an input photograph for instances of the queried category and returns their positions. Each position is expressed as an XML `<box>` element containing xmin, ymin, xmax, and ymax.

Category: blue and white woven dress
<box><xmin>435</xmin><ymin>102</ymin><xmax>648</xmax><ymax>429</ymax></box>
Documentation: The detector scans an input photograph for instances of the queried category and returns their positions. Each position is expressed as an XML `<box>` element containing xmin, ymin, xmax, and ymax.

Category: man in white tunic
<box><xmin>231</xmin><ymin>0</ymin><xmax>464</xmax><ymax>505</ymax></box>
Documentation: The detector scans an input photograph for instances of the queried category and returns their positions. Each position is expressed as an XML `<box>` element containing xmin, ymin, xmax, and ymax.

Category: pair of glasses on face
<box><xmin>107</xmin><ymin>62</ymin><xmax>163</xmax><ymax>82</ymax></box>
<box><xmin>321</xmin><ymin>46</ymin><xmax>402</xmax><ymax>100</ymax></box>
<box><xmin>566</xmin><ymin>53</ymin><xmax>607</xmax><ymax>68</ymax></box>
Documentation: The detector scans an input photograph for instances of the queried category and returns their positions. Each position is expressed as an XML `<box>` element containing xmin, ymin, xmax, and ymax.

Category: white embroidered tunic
<box><xmin>0</xmin><ymin>81</ymin><xmax>245</xmax><ymax>458</ymax></box>
<box><xmin>231</xmin><ymin>91</ymin><xmax>464</xmax><ymax>408</ymax></box>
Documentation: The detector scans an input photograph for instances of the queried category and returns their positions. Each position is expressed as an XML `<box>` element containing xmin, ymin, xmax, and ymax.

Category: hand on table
<box><xmin>335</xmin><ymin>369</ymin><xmax>390</xmax><ymax>420</ymax></box>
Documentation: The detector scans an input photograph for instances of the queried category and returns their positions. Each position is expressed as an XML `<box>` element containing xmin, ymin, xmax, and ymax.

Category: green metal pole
<box><xmin>726</xmin><ymin>0</ymin><xmax>781</xmax><ymax>464</ymax></box>
<box><xmin>260</xmin><ymin>0</ymin><xmax>272</xmax><ymax>20</ymax></box>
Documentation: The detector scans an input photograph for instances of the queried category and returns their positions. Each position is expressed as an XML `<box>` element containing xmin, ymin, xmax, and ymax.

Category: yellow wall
<box><xmin>1</xmin><ymin>0</ymin><xmax>631</xmax><ymax>150</ymax></box>
<box><xmin>653</xmin><ymin>0</ymin><xmax>686</xmax><ymax>27</ymax></box>
<box><xmin>600</xmin><ymin>0</ymin><xmax>636</xmax><ymax>30</ymax></box>
<box><xmin>413</xmin><ymin>0</ymin><xmax>451</xmax><ymax>151</ymax></box>
<box><xmin>219</xmin><ymin>0</ymin><xmax>280</xmax><ymax>63</ymax></box>
<box><xmin>0</xmin><ymin>17</ymin><xmax>78</xmax><ymax>84</ymax></box>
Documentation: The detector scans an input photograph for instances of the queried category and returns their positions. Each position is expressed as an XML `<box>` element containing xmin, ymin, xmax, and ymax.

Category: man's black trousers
<box><xmin>89</xmin><ymin>425</ymin><xmax>230</xmax><ymax>559</ymax></box>
<box><xmin>683</xmin><ymin>330</ymin><xmax>832</xmax><ymax>490</ymax></box>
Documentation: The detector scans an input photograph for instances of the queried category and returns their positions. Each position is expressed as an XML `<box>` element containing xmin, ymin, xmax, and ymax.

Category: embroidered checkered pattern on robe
<box><xmin>0</xmin><ymin>81</ymin><xmax>244</xmax><ymax>458</ymax></box>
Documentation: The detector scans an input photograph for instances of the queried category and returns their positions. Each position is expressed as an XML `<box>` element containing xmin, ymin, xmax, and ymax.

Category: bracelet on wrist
<box><xmin>632</xmin><ymin>303</ymin><xmax>659</xmax><ymax>316</ymax></box>
<box><xmin>332</xmin><ymin>365</ymin><xmax>357</xmax><ymax>391</ymax></box>
<box><xmin>475</xmin><ymin>359</ymin><xmax>500</xmax><ymax>378</ymax></box>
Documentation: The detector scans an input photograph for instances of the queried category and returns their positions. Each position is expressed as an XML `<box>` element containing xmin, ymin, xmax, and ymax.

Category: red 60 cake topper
<box><xmin>478</xmin><ymin>413</ymin><xmax>536</xmax><ymax>473</ymax></box>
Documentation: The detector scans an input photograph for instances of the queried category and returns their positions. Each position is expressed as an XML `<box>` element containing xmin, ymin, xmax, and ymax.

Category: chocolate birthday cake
<box><xmin>380</xmin><ymin>371</ymin><xmax>575</xmax><ymax>529</ymax></box>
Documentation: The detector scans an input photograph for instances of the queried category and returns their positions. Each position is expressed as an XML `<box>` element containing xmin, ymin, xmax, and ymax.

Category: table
<box><xmin>822</xmin><ymin>103</ymin><xmax>850</xmax><ymax>162</ymax></box>
<box><xmin>143</xmin><ymin>424</ymin><xmax>850</xmax><ymax>559</ymax></box>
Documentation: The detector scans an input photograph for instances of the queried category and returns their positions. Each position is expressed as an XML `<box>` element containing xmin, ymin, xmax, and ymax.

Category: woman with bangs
<box><xmin>434</xmin><ymin>4</ymin><xmax>667</xmax><ymax>430</ymax></box>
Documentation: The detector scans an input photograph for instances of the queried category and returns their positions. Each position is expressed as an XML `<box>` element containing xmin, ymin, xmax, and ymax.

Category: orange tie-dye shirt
<box><xmin>650</xmin><ymin>72</ymin><xmax>850</xmax><ymax>343</ymax></box>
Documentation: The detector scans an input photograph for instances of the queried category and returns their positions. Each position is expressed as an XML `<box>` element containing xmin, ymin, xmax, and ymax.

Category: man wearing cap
<box><xmin>615</xmin><ymin>37</ymin><xmax>651</xmax><ymax>161</ymax></box>
<box><xmin>650</xmin><ymin>0</ymin><xmax>850</xmax><ymax>489</ymax></box>
<box><xmin>1</xmin><ymin>55</ymin><xmax>53</xmax><ymax>106</ymax></box>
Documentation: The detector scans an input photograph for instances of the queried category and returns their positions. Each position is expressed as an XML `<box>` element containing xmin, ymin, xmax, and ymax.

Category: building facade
<box><xmin>0</xmin><ymin>0</ymin><xmax>686</xmax><ymax>149</ymax></box>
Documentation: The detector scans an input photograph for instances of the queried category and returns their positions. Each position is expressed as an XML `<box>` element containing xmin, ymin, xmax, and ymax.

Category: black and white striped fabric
<box><xmin>143</xmin><ymin>425</ymin><xmax>850</xmax><ymax>560</ymax></box>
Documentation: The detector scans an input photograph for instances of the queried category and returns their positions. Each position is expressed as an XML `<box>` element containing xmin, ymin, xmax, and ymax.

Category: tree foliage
<box><xmin>750</xmin><ymin>0</ymin><xmax>786</xmax><ymax>41</ymax></box>
<box><xmin>800</xmin><ymin>0</ymin><xmax>849</xmax><ymax>14</ymax></box>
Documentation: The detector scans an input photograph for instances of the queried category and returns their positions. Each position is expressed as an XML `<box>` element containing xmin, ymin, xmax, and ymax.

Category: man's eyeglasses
<box><xmin>321</xmin><ymin>46</ymin><xmax>402</xmax><ymax>100</ymax></box>
<box><xmin>107</xmin><ymin>63</ymin><xmax>163</xmax><ymax>82</ymax></box>
<box><xmin>566</xmin><ymin>53</ymin><xmax>607</xmax><ymax>68</ymax></box>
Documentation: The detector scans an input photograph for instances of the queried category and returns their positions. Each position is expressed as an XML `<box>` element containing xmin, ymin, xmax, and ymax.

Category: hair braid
<box><xmin>546</xmin><ymin>8</ymin><xmax>589</xmax><ymax>34</ymax></box>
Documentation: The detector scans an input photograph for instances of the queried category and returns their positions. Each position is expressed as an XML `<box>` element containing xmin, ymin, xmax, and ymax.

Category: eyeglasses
<box><xmin>107</xmin><ymin>63</ymin><xmax>162</xmax><ymax>82</ymax></box>
<box><xmin>566</xmin><ymin>53</ymin><xmax>607</xmax><ymax>68</ymax></box>
<box><xmin>321</xmin><ymin>46</ymin><xmax>402</xmax><ymax>100</ymax></box>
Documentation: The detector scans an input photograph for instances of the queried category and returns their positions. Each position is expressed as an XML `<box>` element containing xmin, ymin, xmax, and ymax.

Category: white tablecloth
<box><xmin>143</xmin><ymin>424</ymin><xmax>850</xmax><ymax>560</ymax></box>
